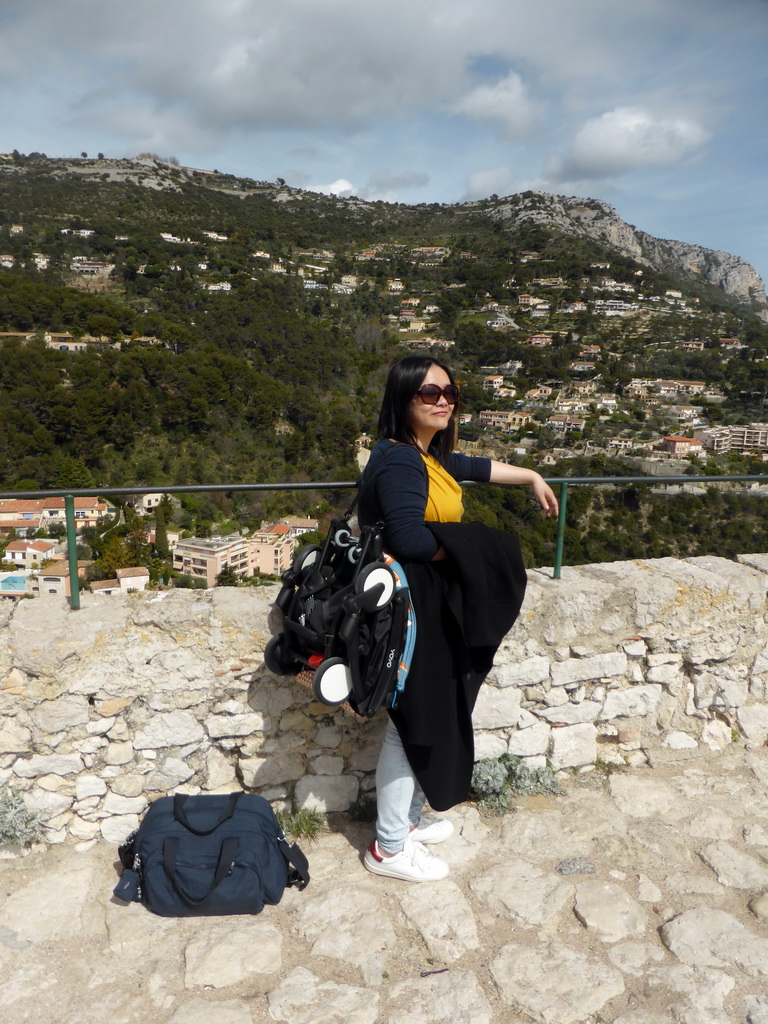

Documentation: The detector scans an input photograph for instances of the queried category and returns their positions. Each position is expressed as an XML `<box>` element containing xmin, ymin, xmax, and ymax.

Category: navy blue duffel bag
<box><xmin>113</xmin><ymin>792</ymin><xmax>310</xmax><ymax>917</ymax></box>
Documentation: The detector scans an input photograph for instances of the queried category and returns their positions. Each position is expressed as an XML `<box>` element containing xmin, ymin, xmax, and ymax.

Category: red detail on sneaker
<box><xmin>367</xmin><ymin>840</ymin><xmax>383</xmax><ymax>862</ymax></box>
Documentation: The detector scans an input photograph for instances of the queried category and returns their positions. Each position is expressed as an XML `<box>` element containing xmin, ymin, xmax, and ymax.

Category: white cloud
<box><xmin>465</xmin><ymin>167</ymin><xmax>515</xmax><ymax>200</ymax></box>
<box><xmin>451</xmin><ymin>73</ymin><xmax>539</xmax><ymax>138</ymax></box>
<box><xmin>312</xmin><ymin>178</ymin><xmax>356</xmax><ymax>197</ymax></box>
<box><xmin>548</xmin><ymin>106</ymin><xmax>710</xmax><ymax>181</ymax></box>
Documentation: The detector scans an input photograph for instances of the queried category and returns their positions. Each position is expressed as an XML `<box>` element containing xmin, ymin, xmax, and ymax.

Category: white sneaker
<box><xmin>409</xmin><ymin>815</ymin><xmax>454</xmax><ymax>845</ymax></box>
<box><xmin>364</xmin><ymin>838</ymin><xmax>449</xmax><ymax>881</ymax></box>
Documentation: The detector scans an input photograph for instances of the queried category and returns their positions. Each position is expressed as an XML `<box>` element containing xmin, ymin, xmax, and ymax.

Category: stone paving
<box><xmin>1</xmin><ymin>745</ymin><xmax>767</xmax><ymax>1024</ymax></box>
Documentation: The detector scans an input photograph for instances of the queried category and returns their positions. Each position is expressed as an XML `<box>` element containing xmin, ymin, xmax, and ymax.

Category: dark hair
<box><xmin>377</xmin><ymin>356</ymin><xmax>460</xmax><ymax>461</ymax></box>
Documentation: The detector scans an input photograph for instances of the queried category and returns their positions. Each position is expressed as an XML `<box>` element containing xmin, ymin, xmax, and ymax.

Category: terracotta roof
<box><xmin>91</xmin><ymin>579</ymin><xmax>120</xmax><ymax>591</ymax></box>
<box><xmin>0</xmin><ymin>497</ymin><xmax>106</xmax><ymax>512</ymax></box>
<box><xmin>116</xmin><ymin>567</ymin><xmax>150</xmax><ymax>579</ymax></box>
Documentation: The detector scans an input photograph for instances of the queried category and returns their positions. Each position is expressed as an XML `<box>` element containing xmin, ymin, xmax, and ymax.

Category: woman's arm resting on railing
<box><xmin>488</xmin><ymin>462</ymin><xmax>559</xmax><ymax>517</ymax></box>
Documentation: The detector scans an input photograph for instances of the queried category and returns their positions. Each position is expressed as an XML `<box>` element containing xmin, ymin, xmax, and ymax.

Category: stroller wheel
<box><xmin>264</xmin><ymin>635</ymin><xmax>302</xmax><ymax>676</ymax></box>
<box><xmin>312</xmin><ymin>657</ymin><xmax>353</xmax><ymax>706</ymax></box>
<box><xmin>354</xmin><ymin>562</ymin><xmax>395</xmax><ymax>608</ymax></box>
<box><xmin>293</xmin><ymin>544</ymin><xmax>321</xmax><ymax>573</ymax></box>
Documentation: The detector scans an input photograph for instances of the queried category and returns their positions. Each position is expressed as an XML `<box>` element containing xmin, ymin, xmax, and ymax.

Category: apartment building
<box><xmin>173</xmin><ymin>536</ymin><xmax>255</xmax><ymax>587</ymax></box>
<box><xmin>173</xmin><ymin>530</ymin><xmax>294</xmax><ymax>586</ymax></box>
<box><xmin>700</xmin><ymin>424</ymin><xmax>768</xmax><ymax>454</ymax></box>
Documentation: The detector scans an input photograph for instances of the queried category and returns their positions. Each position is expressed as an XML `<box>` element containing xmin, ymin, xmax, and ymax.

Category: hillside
<box><xmin>2</xmin><ymin>153</ymin><xmax>766</xmax><ymax>312</ymax></box>
<box><xmin>3</xmin><ymin>150</ymin><xmax>768</xmax><ymax>573</ymax></box>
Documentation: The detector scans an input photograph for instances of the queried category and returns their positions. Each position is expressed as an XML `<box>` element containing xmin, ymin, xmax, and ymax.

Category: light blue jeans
<box><xmin>375</xmin><ymin>718</ymin><xmax>426</xmax><ymax>853</ymax></box>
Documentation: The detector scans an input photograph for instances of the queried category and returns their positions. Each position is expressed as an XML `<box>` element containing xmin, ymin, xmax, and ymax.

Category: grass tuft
<box><xmin>276</xmin><ymin>807</ymin><xmax>328</xmax><ymax>842</ymax></box>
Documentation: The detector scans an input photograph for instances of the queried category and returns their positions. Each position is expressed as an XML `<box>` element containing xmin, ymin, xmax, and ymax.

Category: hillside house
<box><xmin>661</xmin><ymin>436</ymin><xmax>703</xmax><ymax>457</ymax></box>
<box><xmin>0</xmin><ymin>497</ymin><xmax>109</xmax><ymax>536</ymax></box>
<box><xmin>482</xmin><ymin>375</ymin><xmax>504</xmax><ymax>393</ymax></box>
<box><xmin>91</xmin><ymin>567</ymin><xmax>151</xmax><ymax>596</ymax></box>
<box><xmin>547</xmin><ymin>414</ymin><xmax>586</xmax><ymax>432</ymax></box>
<box><xmin>277</xmin><ymin>516</ymin><xmax>320</xmax><ymax>540</ymax></box>
<box><xmin>479</xmin><ymin>410</ymin><xmax>532</xmax><ymax>431</ymax></box>
<box><xmin>26</xmin><ymin>560</ymin><xmax>91</xmax><ymax>599</ymax></box>
<box><xmin>526</xmin><ymin>386</ymin><xmax>553</xmax><ymax>401</ymax></box>
<box><xmin>554</xmin><ymin>398</ymin><xmax>591</xmax><ymax>414</ymax></box>
<box><xmin>486</xmin><ymin>313</ymin><xmax>518</xmax><ymax>329</ymax></box>
<box><xmin>668</xmin><ymin>405</ymin><xmax>699</xmax><ymax>423</ymax></box>
<box><xmin>499</xmin><ymin>360</ymin><xmax>523</xmax><ymax>375</ymax></box>
<box><xmin>4</xmin><ymin>538</ymin><xmax>59</xmax><ymax>568</ymax></box>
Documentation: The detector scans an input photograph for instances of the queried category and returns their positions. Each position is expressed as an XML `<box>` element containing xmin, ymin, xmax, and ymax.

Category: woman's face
<box><xmin>408</xmin><ymin>363</ymin><xmax>454</xmax><ymax>442</ymax></box>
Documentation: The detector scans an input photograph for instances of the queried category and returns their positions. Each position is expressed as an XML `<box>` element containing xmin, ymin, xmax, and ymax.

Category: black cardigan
<box><xmin>390</xmin><ymin>520</ymin><xmax>527</xmax><ymax>811</ymax></box>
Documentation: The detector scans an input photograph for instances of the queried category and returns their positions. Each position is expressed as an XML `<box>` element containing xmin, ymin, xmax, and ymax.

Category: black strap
<box><xmin>173</xmin><ymin>792</ymin><xmax>240</xmax><ymax>835</ymax></box>
<box><xmin>163</xmin><ymin>835</ymin><xmax>239</xmax><ymax>908</ymax></box>
<box><xmin>278</xmin><ymin>836</ymin><xmax>311</xmax><ymax>890</ymax></box>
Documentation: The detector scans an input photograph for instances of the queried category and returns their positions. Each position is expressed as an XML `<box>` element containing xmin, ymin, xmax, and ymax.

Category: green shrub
<box><xmin>471</xmin><ymin>754</ymin><xmax>564</xmax><ymax>812</ymax></box>
<box><xmin>0</xmin><ymin>785</ymin><xmax>47</xmax><ymax>846</ymax></box>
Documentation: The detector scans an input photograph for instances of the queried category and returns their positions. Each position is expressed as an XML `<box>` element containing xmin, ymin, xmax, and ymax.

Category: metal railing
<box><xmin>2</xmin><ymin>474</ymin><xmax>767</xmax><ymax>608</ymax></box>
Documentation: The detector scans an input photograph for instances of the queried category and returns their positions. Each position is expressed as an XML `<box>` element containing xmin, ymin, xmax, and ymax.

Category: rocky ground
<box><xmin>1</xmin><ymin>745</ymin><xmax>767</xmax><ymax>1024</ymax></box>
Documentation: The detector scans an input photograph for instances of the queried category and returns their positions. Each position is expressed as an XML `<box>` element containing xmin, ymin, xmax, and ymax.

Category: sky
<box><xmin>2</xmin><ymin>0</ymin><xmax>768</xmax><ymax>284</ymax></box>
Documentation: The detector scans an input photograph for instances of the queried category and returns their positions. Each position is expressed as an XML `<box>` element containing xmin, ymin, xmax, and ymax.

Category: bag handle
<box><xmin>278</xmin><ymin>836</ymin><xmax>311</xmax><ymax>890</ymax></box>
<box><xmin>163</xmin><ymin>835</ymin><xmax>239</xmax><ymax>908</ymax></box>
<box><xmin>173</xmin><ymin>792</ymin><xmax>240</xmax><ymax>835</ymax></box>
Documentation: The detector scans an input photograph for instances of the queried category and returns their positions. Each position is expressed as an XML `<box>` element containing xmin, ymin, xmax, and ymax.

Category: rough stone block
<box><xmin>549</xmin><ymin>723</ymin><xmax>597</xmax><ymax>770</ymax></box>
<box><xmin>473</xmin><ymin>684</ymin><xmax>521</xmax><ymax>729</ymax></box>
<box><xmin>551</xmin><ymin>651</ymin><xmax>627</xmax><ymax>687</ymax></box>
<box><xmin>293</xmin><ymin>774</ymin><xmax>359</xmax><ymax>812</ymax></box>
<box><xmin>600</xmin><ymin>684</ymin><xmax>662</xmax><ymax>720</ymax></box>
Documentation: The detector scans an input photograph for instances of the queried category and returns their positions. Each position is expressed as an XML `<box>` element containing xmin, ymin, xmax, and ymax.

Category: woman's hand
<box><xmin>488</xmin><ymin>461</ymin><xmax>559</xmax><ymax>517</ymax></box>
<box><xmin>530</xmin><ymin>474</ymin><xmax>559</xmax><ymax>517</ymax></box>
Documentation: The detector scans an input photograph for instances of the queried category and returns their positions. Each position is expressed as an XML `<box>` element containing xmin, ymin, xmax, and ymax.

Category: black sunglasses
<box><xmin>414</xmin><ymin>384</ymin><xmax>460</xmax><ymax>406</ymax></box>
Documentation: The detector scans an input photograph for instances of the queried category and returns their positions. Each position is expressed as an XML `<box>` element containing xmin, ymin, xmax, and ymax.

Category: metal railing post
<box><xmin>64</xmin><ymin>495</ymin><xmax>81</xmax><ymax>609</ymax></box>
<box><xmin>553</xmin><ymin>482</ymin><xmax>569</xmax><ymax>579</ymax></box>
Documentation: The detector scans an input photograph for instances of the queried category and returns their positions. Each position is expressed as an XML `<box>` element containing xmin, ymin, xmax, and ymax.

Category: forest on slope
<box><xmin>2</xmin><ymin>153</ymin><xmax>768</xmax><ymax>569</ymax></box>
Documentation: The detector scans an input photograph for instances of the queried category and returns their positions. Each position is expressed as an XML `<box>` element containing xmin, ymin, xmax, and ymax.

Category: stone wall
<box><xmin>2</xmin><ymin>552</ymin><xmax>768</xmax><ymax>846</ymax></box>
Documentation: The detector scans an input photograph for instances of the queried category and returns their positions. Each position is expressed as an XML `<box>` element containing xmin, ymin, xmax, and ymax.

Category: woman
<box><xmin>357</xmin><ymin>356</ymin><xmax>558</xmax><ymax>882</ymax></box>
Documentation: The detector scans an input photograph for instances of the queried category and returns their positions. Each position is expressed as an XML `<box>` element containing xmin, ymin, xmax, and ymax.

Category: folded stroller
<box><xmin>265</xmin><ymin>515</ymin><xmax>416</xmax><ymax>718</ymax></box>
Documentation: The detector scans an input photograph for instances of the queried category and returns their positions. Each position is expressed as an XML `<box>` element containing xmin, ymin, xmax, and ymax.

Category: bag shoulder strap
<box><xmin>278</xmin><ymin>836</ymin><xmax>311</xmax><ymax>890</ymax></box>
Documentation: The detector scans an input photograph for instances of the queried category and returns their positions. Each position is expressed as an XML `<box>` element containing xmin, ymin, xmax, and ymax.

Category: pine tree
<box><xmin>154</xmin><ymin>503</ymin><xmax>170</xmax><ymax>559</ymax></box>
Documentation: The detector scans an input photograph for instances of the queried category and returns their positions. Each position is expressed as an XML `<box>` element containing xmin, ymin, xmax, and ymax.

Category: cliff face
<box><xmin>489</xmin><ymin>193</ymin><xmax>768</xmax><ymax>311</ymax></box>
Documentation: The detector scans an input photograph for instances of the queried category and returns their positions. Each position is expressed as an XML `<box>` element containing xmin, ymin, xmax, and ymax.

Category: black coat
<box><xmin>390</xmin><ymin>521</ymin><xmax>527</xmax><ymax>811</ymax></box>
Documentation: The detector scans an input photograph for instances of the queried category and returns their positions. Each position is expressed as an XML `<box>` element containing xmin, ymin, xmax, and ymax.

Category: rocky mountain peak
<box><xmin>488</xmin><ymin>192</ymin><xmax>767</xmax><ymax>313</ymax></box>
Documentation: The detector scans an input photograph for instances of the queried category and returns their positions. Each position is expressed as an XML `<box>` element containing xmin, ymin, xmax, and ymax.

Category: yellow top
<box><xmin>423</xmin><ymin>452</ymin><xmax>464</xmax><ymax>522</ymax></box>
